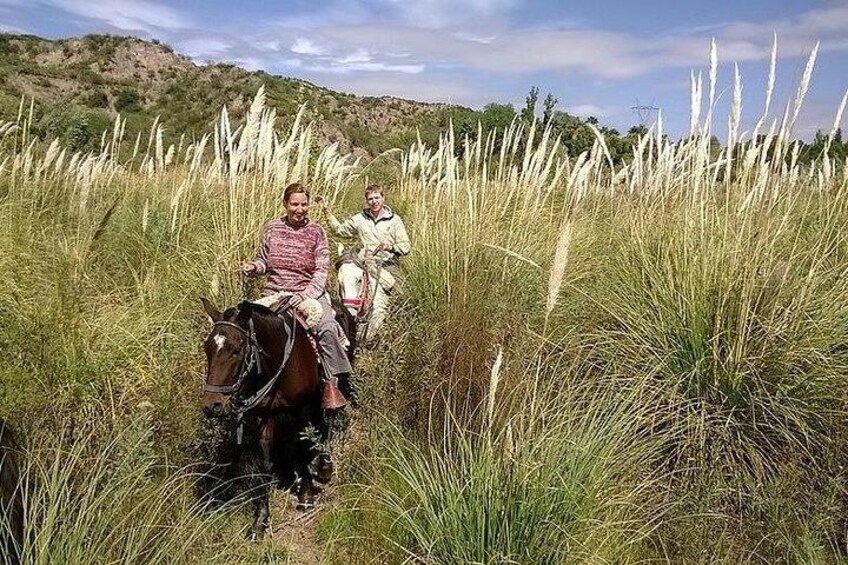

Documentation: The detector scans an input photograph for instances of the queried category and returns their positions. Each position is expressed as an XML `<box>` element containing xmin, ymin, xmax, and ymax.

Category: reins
<box><xmin>203</xmin><ymin>307</ymin><xmax>297</xmax><ymax>442</ymax></box>
<box><xmin>202</xmin><ymin>320</ymin><xmax>260</xmax><ymax>395</ymax></box>
<box><xmin>339</xmin><ymin>253</ymin><xmax>381</xmax><ymax>329</ymax></box>
<box><xmin>341</xmin><ymin>265</ymin><xmax>372</xmax><ymax>320</ymax></box>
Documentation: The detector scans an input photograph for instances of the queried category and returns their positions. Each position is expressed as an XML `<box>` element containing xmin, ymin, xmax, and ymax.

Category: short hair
<box><xmin>364</xmin><ymin>184</ymin><xmax>384</xmax><ymax>198</ymax></box>
<box><xmin>282</xmin><ymin>182</ymin><xmax>310</xmax><ymax>203</ymax></box>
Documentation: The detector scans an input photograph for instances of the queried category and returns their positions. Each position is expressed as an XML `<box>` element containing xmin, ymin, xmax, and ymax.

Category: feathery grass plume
<box><xmin>690</xmin><ymin>70</ymin><xmax>703</xmax><ymax>135</ymax></box>
<box><xmin>829</xmin><ymin>88</ymin><xmax>848</xmax><ymax>140</ymax></box>
<box><xmin>725</xmin><ymin>62</ymin><xmax>743</xmax><ymax>185</ymax></box>
<box><xmin>706</xmin><ymin>38</ymin><xmax>718</xmax><ymax>136</ymax></box>
<box><xmin>753</xmin><ymin>33</ymin><xmax>778</xmax><ymax>141</ymax></box>
<box><xmin>789</xmin><ymin>42</ymin><xmax>820</xmax><ymax>134</ymax></box>
<box><xmin>546</xmin><ymin>218</ymin><xmax>573</xmax><ymax>319</ymax></box>
<box><xmin>487</xmin><ymin>347</ymin><xmax>503</xmax><ymax>424</ymax></box>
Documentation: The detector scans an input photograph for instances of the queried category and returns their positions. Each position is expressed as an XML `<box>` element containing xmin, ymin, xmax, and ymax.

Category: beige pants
<box><xmin>362</xmin><ymin>264</ymin><xmax>401</xmax><ymax>341</ymax></box>
<box><xmin>364</xmin><ymin>285</ymin><xmax>388</xmax><ymax>340</ymax></box>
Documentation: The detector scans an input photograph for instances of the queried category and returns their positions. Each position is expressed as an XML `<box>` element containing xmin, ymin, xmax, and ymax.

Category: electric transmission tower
<box><xmin>630</xmin><ymin>98</ymin><xmax>660</xmax><ymax>125</ymax></box>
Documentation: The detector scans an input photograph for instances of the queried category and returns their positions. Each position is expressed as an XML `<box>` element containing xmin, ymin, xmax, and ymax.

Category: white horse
<box><xmin>336</xmin><ymin>248</ymin><xmax>395</xmax><ymax>341</ymax></box>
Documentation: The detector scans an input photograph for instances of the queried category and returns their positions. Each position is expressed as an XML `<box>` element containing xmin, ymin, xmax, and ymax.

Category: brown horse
<box><xmin>1</xmin><ymin>419</ymin><xmax>23</xmax><ymax>565</ymax></box>
<box><xmin>200</xmin><ymin>297</ymin><xmax>346</xmax><ymax>539</ymax></box>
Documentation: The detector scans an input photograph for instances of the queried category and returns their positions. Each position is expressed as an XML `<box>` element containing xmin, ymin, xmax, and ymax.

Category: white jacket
<box><xmin>329</xmin><ymin>205</ymin><xmax>411</xmax><ymax>264</ymax></box>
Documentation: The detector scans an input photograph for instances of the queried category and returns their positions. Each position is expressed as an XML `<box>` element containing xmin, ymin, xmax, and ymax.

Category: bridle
<box><xmin>339</xmin><ymin>255</ymin><xmax>381</xmax><ymax>323</ymax></box>
<box><xmin>202</xmin><ymin>320</ymin><xmax>258</xmax><ymax>396</ymax></box>
<box><xmin>341</xmin><ymin>264</ymin><xmax>373</xmax><ymax>321</ymax></box>
<box><xmin>202</xmin><ymin>310</ymin><xmax>296</xmax><ymax>416</ymax></box>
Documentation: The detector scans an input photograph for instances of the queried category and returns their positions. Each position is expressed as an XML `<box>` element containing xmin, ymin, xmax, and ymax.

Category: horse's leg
<box><xmin>295</xmin><ymin>407</ymin><xmax>322</xmax><ymax>511</ymax></box>
<box><xmin>258</xmin><ymin>417</ymin><xmax>275</xmax><ymax>474</ymax></box>
<box><xmin>247</xmin><ymin>419</ymin><xmax>275</xmax><ymax>539</ymax></box>
<box><xmin>247</xmin><ymin>480</ymin><xmax>270</xmax><ymax>541</ymax></box>
<box><xmin>315</xmin><ymin>404</ymin><xmax>335</xmax><ymax>484</ymax></box>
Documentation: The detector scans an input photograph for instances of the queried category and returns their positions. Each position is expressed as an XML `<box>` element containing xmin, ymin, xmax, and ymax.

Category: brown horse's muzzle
<box><xmin>202</xmin><ymin>391</ymin><xmax>228</xmax><ymax>418</ymax></box>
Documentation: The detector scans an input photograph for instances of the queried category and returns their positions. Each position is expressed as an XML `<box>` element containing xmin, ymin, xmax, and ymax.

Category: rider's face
<box><xmin>285</xmin><ymin>192</ymin><xmax>310</xmax><ymax>223</ymax></box>
<box><xmin>366</xmin><ymin>191</ymin><xmax>384</xmax><ymax>215</ymax></box>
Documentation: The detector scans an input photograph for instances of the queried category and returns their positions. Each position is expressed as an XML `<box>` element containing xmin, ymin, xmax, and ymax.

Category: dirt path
<box><xmin>270</xmin><ymin>479</ymin><xmax>342</xmax><ymax>564</ymax></box>
<box><xmin>270</xmin><ymin>412</ymin><xmax>363</xmax><ymax>564</ymax></box>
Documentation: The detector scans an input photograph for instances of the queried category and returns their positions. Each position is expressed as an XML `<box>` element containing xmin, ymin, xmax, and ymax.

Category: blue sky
<box><xmin>1</xmin><ymin>0</ymin><xmax>847</xmax><ymax>139</ymax></box>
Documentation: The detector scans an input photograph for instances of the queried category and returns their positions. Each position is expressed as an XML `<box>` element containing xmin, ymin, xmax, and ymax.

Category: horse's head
<box><xmin>336</xmin><ymin>249</ymin><xmax>372</xmax><ymax>319</ymax></box>
<box><xmin>200</xmin><ymin>297</ymin><xmax>252</xmax><ymax>418</ymax></box>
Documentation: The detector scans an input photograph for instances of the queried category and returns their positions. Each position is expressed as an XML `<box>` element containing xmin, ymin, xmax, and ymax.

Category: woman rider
<box><xmin>320</xmin><ymin>184</ymin><xmax>410</xmax><ymax>338</ymax></box>
<box><xmin>241</xmin><ymin>182</ymin><xmax>352</xmax><ymax>399</ymax></box>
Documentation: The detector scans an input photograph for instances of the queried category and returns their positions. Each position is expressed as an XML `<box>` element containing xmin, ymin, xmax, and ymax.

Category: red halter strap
<box><xmin>342</xmin><ymin>267</ymin><xmax>372</xmax><ymax>320</ymax></box>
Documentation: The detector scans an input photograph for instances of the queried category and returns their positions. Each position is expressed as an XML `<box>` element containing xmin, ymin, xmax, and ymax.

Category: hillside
<box><xmin>0</xmin><ymin>33</ymin><xmax>476</xmax><ymax>157</ymax></box>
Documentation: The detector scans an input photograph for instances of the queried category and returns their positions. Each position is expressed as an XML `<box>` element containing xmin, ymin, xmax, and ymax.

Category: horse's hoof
<box><xmin>245</xmin><ymin>527</ymin><xmax>266</xmax><ymax>541</ymax></box>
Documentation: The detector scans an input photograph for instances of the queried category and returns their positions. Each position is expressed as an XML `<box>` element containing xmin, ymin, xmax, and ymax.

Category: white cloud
<box><xmin>337</xmin><ymin>48</ymin><xmax>371</xmax><ymax>64</ymax></box>
<box><xmin>307</xmin><ymin>60</ymin><xmax>424</xmax><ymax>74</ymax></box>
<box><xmin>377</xmin><ymin>0</ymin><xmax>517</xmax><ymax>29</ymax></box>
<box><xmin>291</xmin><ymin>37</ymin><xmax>325</xmax><ymax>55</ymax></box>
<box><xmin>285</xmin><ymin>33</ymin><xmax>424</xmax><ymax>75</ymax></box>
<box><xmin>45</xmin><ymin>0</ymin><xmax>190</xmax><ymax>32</ymax></box>
<box><xmin>566</xmin><ymin>104</ymin><xmax>618</xmax><ymax>118</ymax></box>
<box><xmin>453</xmin><ymin>31</ymin><xmax>497</xmax><ymax>44</ymax></box>
<box><xmin>176</xmin><ymin>38</ymin><xmax>230</xmax><ymax>59</ymax></box>
<box><xmin>0</xmin><ymin>21</ymin><xmax>27</xmax><ymax>33</ymax></box>
<box><xmin>258</xmin><ymin>40</ymin><xmax>281</xmax><ymax>52</ymax></box>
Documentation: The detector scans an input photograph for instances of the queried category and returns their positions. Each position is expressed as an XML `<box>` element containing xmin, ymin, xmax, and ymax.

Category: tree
<box><xmin>627</xmin><ymin>125</ymin><xmax>648</xmax><ymax>138</ymax></box>
<box><xmin>542</xmin><ymin>93</ymin><xmax>558</xmax><ymax>124</ymax></box>
<box><xmin>481</xmin><ymin>103</ymin><xmax>516</xmax><ymax>133</ymax></box>
<box><xmin>521</xmin><ymin>86</ymin><xmax>538</xmax><ymax>124</ymax></box>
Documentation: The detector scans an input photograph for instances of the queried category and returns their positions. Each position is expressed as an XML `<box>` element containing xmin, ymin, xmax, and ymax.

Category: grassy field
<box><xmin>1</xmin><ymin>42</ymin><xmax>848</xmax><ymax>563</ymax></box>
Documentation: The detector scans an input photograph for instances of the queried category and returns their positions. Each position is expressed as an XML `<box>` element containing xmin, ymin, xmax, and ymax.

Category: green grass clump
<box><xmin>354</xmin><ymin>374</ymin><xmax>665</xmax><ymax>564</ymax></box>
<box><xmin>2</xmin><ymin>410</ymin><xmax>249</xmax><ymax>565</ymax></box>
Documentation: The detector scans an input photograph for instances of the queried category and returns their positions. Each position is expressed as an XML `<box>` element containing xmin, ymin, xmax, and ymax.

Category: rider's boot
<box><xmin>338</xmin><ymin>372</ymin><xmax>359</xmax><ymax>409</ymax></box>
<box><xmin>322</xmin><ymin>374</ymin><xmax>348</xmax><ymax>411</ymax></box>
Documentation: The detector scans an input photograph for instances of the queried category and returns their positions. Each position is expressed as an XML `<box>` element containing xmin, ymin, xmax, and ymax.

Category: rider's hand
<box><xmin>314</xmin><ymin>196</ymin><xmax>329</xmax><ymax>214</ymax></box>
<box><xmin>377</xmin><ymin>235</ymin><xmax>393</xmax><ymax>253</ymax></box>
<box><xmin>240</xmin><ymin>262</ymin><xmax>256</xmax><ymax>275</ymax></box>
<box><xmin>288</xmin><ymin>293</ymin><xmax>305</xmax><ymax>308</ymax></box>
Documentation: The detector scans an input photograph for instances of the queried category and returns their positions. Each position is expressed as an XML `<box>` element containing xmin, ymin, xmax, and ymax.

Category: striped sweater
<box><xmin>250</xmin><ymin>218</ymin><xmax>329</xmax><ymax>299</ymax></box>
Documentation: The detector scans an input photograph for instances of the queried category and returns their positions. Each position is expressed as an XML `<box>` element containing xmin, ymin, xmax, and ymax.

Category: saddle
<box><xmin>337</xmin><ymin>248</ymin><xmax>397</xmax><ymax>292</ymax></box>
<box><xmin>252</xmin><ymin>291</ymin><xmax>322</xmax><ymax>328</ymax></box>
<box><xmin>251</xmin><ymin>292</ymin><xmax>350</xmax><ymax>410</ymax></box>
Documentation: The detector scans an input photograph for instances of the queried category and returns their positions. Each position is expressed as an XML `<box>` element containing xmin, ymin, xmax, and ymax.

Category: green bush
<box><xmin>115</xmin><ymin>88</ymin><xmax>141</xmax><ymax>113</ymax></box>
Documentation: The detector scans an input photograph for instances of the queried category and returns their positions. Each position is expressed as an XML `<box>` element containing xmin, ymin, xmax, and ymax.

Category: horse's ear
<box><xmin>200</xmin><ymin>297</ymin><xmax>222</xmax><ymax>323</ymax></box>
<box><xmin>236</xmin><ymin>304</ymin><xmax>252</xmax><ymax>326</ymax></box>
<box><xmin>336</xmin><ymin>242</ymin><xmax>344</xmax><ymax>257</ymax></box>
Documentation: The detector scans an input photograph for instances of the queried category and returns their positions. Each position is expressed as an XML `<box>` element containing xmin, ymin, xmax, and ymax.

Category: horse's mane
<box><xmin>334</xmin><ymin>247</ymin><xmax>363</xmax><ymax>270</ymax></box>
<box><xmin>229</xmin><ymin>301</ymin><xmax>293</xmax><ymax>334</ymax></box>
<box><xmin>237</xmin><ymin>301</ymin><xmax>276</xmax><ymax>319</ymax></box>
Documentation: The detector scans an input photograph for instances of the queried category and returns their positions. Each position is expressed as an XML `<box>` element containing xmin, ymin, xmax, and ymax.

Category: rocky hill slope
<box><xmin>0</xmin><ymin>33</ymin><xmax>474</xmax><ymax>157</ymax></box>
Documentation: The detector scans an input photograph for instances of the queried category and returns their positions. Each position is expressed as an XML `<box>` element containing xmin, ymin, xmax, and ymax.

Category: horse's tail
<box><xmin>0</xmin><ymin>419</ymin><xmax>24</xmax><ymax>564</ymax></box>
